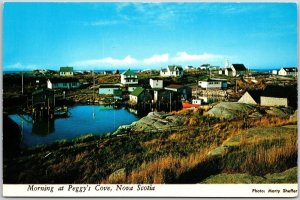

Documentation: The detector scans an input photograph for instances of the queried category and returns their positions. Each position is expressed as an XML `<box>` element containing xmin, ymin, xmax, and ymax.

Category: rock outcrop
<box><xmin>113</xmin><ymin>112</ymin><xmax>185</xmax><ymax>134</ymax></box>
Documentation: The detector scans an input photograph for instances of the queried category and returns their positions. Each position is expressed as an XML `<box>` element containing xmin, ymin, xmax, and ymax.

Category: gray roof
<box><xmin>231</xmin><ymin>64</ymin><xmax>246</xmax><ymax>71</ymax></box>
<box><xmin>168</xmin><ymin>65</ymin><xmax>183</xmax><ymax>71</ymax></box>
<box><xmin>282</xmin><ymin>67</ymin><xmax>298</xmax><ymax>72</ymax></box>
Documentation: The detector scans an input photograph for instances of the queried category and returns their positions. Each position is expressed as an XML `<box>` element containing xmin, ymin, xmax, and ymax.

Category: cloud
<box><xmin>72</xmin><ymin>51</ymin><xmax>227</xmax><ymax>68</ymax></box>
<box><xmin>73</xmin><ymin>56</ymin><xmax>138</xmax><ymax>67</ymax></box>
<box><xmin>4</xmin><ymin>62</ymin><xmax>38</xmax><ymax>70</ymax></box>
<box><xmin>143</xmin><ymin>54</ymin><xmax>169</xmax><ymax>64</ymax></box>
<box><xmin>172</xmin><ymin>52</ymin><xmax>225</xmax><ymax>62</ymax></box>
<box><xmin>87</xmin><ymin>20</ymin><xmax>120</xmax><ymax>26</ymax></box>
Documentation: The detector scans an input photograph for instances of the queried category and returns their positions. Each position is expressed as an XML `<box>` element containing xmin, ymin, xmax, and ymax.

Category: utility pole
<box><xmin>93</xmin><ymin>70</ymin><xmax>95</xmax><ymax>102</ymax></box>
<box><xmin>235</xmin><ymin>78</ymin><xmax>238</xmax><ymax>93</ymax></box>
<box><xmin>21</xmin><ymin>72</ymin><xmax>24</xmax><ymax>95</ymax></box>
<box><xmin>170</xmin><ymin>92</ymin><xmax>172</xmax><ymax>112</ymax></box>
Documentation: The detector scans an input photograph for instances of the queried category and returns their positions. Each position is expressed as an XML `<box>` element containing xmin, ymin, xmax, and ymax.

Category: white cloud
<box><xmin>87</xmin><ymin>20</ymin><xmax>120</xmax><ymax>26</ymax></box>
<box><xmin>5</xmin><ymin>62</ymin><xmax>38</xmax><ymax>70</ymax></box>
<box><xmin>143</xmin><ymin>54</ymin><xmax>169</xmax><ymax>64</ymax></box>
<box><xmin>172</xmin><ymin>52</ymin><xmax>225</xmax><ymax>62</ymax></box>
<box><xmin>73</xmin><ymin>56</ymin><xmax>138</xmax><ymax>67</ymax></box>
<box><xmin>72</xmin><ymin>52</ymin><xmax>227</xmax><ymax>68</ymax></box>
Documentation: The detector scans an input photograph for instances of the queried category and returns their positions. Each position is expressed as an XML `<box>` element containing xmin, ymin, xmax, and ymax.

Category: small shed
<box><xmin>164</xmin><ymin>84</ymin><xmax>192</xmax><ymax>100</ymax></box>
<box><xmin>238</xmin><ymin>90</ymin><xmax>262</xmax><ymax>105</ymax></box>
<box><xmin>99</xmin><ymin>84</ymin><xmax>121</xmax><ymax>95</ymax></box>
<box><xmin>260</xmin><ymin>85</ymin><xmax>297</xmax><ymax>108</ymax></box>
<box><xmin>129</xmin><ymin>87</ymin><xmax>152</xmax><ymax>104</ymax></box>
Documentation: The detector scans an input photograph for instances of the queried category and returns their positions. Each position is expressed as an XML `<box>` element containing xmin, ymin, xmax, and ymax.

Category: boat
<box><xmin>182</xmin><ymin>100</ymin><xmax>201</xmax><ymax>110</ymax></box>
<box><xmin>54</xmin><ymin>107</ymin><xmax>69</xmax><ymax>118</ymax></box>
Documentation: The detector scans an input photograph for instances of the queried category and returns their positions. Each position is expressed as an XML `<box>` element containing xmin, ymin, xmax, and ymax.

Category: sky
<box><xmin>3</xmin><ymin>2</ymin><xmax>298</xmax><ymax>71</ymax></box>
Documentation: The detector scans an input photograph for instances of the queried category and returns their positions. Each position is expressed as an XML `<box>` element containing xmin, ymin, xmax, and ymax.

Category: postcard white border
<box><xmin>2</xmin><ymin>184</ymin><xmax>298</xmax><ymax>197</ymax></box>
<box><xmin>1</xmin><ymin>0</ymin><xmax>299</xmax><ymax>199</ymax></box>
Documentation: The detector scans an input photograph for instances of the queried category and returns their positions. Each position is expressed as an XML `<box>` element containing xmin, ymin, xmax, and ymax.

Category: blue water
<box><xmin>9</xmin><ymin>105</ymin><xmax>140</xmax><ymax>147</ymax></box>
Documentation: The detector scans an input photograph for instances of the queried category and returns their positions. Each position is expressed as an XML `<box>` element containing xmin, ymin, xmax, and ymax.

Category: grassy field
<box><xmin>3</xmin><ymin>106</ymin><xmax>297</xmax><ymax>184</ymax></box>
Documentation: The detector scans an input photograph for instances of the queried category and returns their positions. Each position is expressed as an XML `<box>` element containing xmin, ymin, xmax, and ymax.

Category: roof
<box><xmin>225</xmin><ymin>68</ymin><xmax>233</xmax><ymax>71</ymax></box>
<box><xmin>150</xmin><ymin>78</ymin><xmax>163</xmax><ymax>81</ymax></box>
<box><xmin>48</xmin><ymin>78</ymin><xmax>79</xmax><ymax>83</ymax></box>
<box><xmin>99</xmin><ymin>84</ymin><xmax>120</xmax><ymax>88</ymax></box>
<box><xmin>262</xmin><ymin>85</ymin><xmax>297</xmax><ymax>108</ymax></box>
<box><xmin>231</xmin><ymin>64</ymin><xmax>247</xmax><ymax>71</ymax></box>
<box><xmin>165</xmin><ymin>84</ymin><xmax>185</xmax><ymax>89</ymax></box>
<box><xmin>261</xmin><ymin>85</ymin><xmax>296</xmax><ymax>98</ymax></box>
<box><xmin>205</xmin><ymin>78</ymin><xmax>227</xmax><ymax>82</ymax></box>
<box><xmin>247</xmin><ymin>90</ymin><xmax>263</xmax><ymax>104</ymax></box>
<box><xmin>167</xmin><ymin>65</ymin><xmax>183</xmax><ymax>71</ymax></box>
<box><xmin>122</xmin><ymin>69</ymin><xmax>136</xmax><ymax>76</ymax></box>
<box><xmin>128</xmin><ymin>84</ymin><xmax>141</xmax><ymax>88</ymax></box>
<box><xmin>281</xmin><ymin>67</ymin><xmax>298</xmax><ymax>72</ymax></box>
<box><xmin>60</xmin><ymin>67</ymin><xmax>74</xmax><ymax>72</ymax></box>
<box><xmin>130</xmin><ymin>87</ymin><xmax>145</xmax><ymax>97</ymax></box>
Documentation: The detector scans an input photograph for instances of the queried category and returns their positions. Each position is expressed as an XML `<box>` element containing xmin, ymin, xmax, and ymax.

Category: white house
<box><xmin>59</xmin><ymin>67</ymin><xmax>74</xmax><ymax>76</ymax></box>
<box><xmin>149</xmin><ymin>78</ymin><xmax>163</xmax><ymax>89</ymax></box>
<box><xmin>160</xmin><ymin>65</ymin><xmax>183</xmax><ymax>77</ymax></box>
<box><xmin>222</xmin><ymin>64</ymin><xmax>247</xmax><ymax>77</ymax></box>
<box><xmin>198</xmin><ymin>78</ymin><xmax>228</xmax><ymax>90</ymax></box>
<box><xmin>224</xmin><ymin>68</ymin><xmax>233</xmax><ymax>76</ymax></box>
<box><xmin>121</xmin><ymin>69</ymin><xmax>138</xmax><ymax>85</ymax></box>
<box><xmin>272</xmin><ymin>70</ymin><xmax>278</xmax><ymax>75</ymax></box>
<box><xmin>230</xmin><ymin>64</ymin><xmax>247</xmax><ymax>76</ymax></box>
<box><xmin>47</xmin><ymin>78</ymin><xmax>80</xmax><ymax>89</ymax></box>
<box><xmin>278</xmin><ymin>67</ymin><xmax>298</xmax><ymax>76</ymax></box>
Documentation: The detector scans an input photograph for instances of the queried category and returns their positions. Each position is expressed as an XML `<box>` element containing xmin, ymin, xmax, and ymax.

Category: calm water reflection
<box><xmin>9</xmin><ymin>105</ymin><xmax>140</xmax><ymax>147</ymax></box>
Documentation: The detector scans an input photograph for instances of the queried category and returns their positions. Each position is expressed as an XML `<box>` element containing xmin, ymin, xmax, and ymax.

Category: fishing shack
<box><xmin>31</xmin><ymin>88</ymin><xmax>55</xmax><ymax>119</ymax></box>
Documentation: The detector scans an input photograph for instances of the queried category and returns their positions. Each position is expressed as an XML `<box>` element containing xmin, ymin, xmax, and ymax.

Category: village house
<box><xmin>160</xmin><ymin>65</ymin><xmax>183</xmax><ymax>77</ymax></box>
<box><xmin>121</xmin><ymin>69</ymin><xmax>138</xmax><ymax>85</ymax></box>
<box><xmin>164</xmin><ymin>84</ymin><xmax>192</xmax><ymax>100</ymax></box>
<box><xmin>278</xmin><ymin>67</ymin><xmax>298</xmax><ymax>77</ymax></box>
<box><xmin>59</xmin><ymin>67</ymin><xmax>74</xmax><ymax>76</ymax></box>
<box><xmin>239</xmin><ymin>85</ymin><xmax>297</xmax><ymax>108</ymax></box>
<box><xmin>229</xmin><ymin>64</ymin><xmax>247</xmax><ymax>76</ymax></box>
<box><xmin>149</xmin><ymin>78</ymin><xmax>163</xmax><ymax>89</ymax></box>
<box><xmin>238</xmin><ymin>90</ymin><xmax>262</xmax><ymax>105</ymax></box>
<box><xmin>47</xmin><ymin>78</ymin><xmax>80</xmax><ymax>89</ymax></box>
<box><xmin>272</xmin><ymin>70</ymin><xmax>278</xmax><ymax>75</ymax></box>
<box><xmin>220</xmin><ymin>64</ymin><xmax>247</xmax><ymax>77</ymax></box>
<box><xmin>129</xmin><ymin>87</ymin><xmax>152</xmax><ymax>104</ymax></box>
<box><xmin>260</xmin><ymin>85</ymin><xmax>297</xmax><ymax>108</ymax></box>
<box><xmin>98</xmin><ymin>84</ymin><xmax>121</xmax><ymax>95</ymax></box>
<box><xmin>198</xmin><ymin>78</ymin><xmax>228</xmax><ymax>90</ymax></box>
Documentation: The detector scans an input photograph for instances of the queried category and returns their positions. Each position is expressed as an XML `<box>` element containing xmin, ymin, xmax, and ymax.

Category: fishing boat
<box><xmin>182</xmin><ymin>99</ymin><xmax>202</xmax><ymax>110</ymax></box>
<box><xmin>54</xmin><ymin>106</ymin><xmax>69</xmax><ymax>118</ymax></box>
